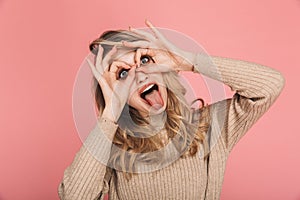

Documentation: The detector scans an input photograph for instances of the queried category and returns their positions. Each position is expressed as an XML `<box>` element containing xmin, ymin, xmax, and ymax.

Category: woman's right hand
<box><xmin>87</xmin><ymin>45</ymin><xmax>136</xmax><ymax>123</ymax></box>
<box><xmin>123</xmin><ymin>20</ymin><xmax>195</xmax><ymax>72</ymax></box>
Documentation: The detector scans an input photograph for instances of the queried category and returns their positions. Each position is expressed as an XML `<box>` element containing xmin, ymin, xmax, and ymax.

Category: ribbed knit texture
<box><xmin>58</xmin><ymin>56</ymin><xmax>285</xmax><ymax>200</ymax></box>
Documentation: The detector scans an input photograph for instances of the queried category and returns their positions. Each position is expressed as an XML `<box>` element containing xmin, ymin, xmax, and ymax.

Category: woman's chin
<box><xmin>149</xmin><ymin>104</ymin><xmax>165</xmax><ymax>114</ymax></box>
<box><xmin>138</xmin><ymin>104</ymin><xmax>166</xmax><ymax>117</ymax></box>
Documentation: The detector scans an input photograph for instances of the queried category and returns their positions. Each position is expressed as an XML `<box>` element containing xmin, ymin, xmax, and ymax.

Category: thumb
<box><xmin>124</xmin><ymin>65</ymin><xmax>136</xmax><ymax>87</ymax></box>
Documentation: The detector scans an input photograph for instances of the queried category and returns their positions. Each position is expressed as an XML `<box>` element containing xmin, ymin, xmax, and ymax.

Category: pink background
<box><xmin>0</xmin><ymin>0</ymin><xmax>299</xmax><ymax>199</ymax></box>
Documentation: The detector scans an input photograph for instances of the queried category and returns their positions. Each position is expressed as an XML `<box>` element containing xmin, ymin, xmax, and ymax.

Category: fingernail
<box><xmin>145</xmin><ymin>19</ymin><xmax>151</xmax><ymax>25</ymax></box>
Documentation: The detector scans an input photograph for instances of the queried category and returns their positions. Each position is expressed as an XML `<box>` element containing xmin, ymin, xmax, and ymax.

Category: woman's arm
<box><xmin>122</xmin><ymin>20</ymin><xmax>285</xmax><ymax>151</ymax></box>
<box><xmin>58</xmin><ymin>118</ymin><xmax>118</xmax><ymax>200</ymax></box>
<box><xmin>194</xmin><ymin>54</ymin><xmax>285</xmax><ymax>152</ymax></box>
<box><xmin>58</xmin><ymin>44</ymin><xmax>137</xmax><ymax>199</ymax></box>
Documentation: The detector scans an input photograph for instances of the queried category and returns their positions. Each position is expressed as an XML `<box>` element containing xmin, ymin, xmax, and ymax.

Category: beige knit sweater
<box><xmin>58</xmin><ymin>55</ymin><xmax>285</xmax><ymax>200</ymax></box>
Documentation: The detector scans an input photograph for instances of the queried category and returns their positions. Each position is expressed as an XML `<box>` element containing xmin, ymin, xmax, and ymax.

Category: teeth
<box><xmin>142</xmin><ymin>84</ymin><xmax>155</xmax><ymax>93</ymax></box>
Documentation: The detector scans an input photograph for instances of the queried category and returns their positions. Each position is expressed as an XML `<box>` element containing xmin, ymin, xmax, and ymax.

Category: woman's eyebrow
<box><xmin>116</xmin><ymin>61</ymin><xmax>135</xmax><ymax>67</ymax></box>
<box><xmin>117</xmin><ymin>58</ymin><xmax>137</xmax><ymax>67</ymax></box>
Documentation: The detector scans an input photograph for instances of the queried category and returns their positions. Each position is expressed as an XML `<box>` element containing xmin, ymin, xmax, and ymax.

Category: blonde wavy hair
<box><xmin>89</xmin><ymin>30</ymin><xmax>210</xmax><ymax>179</ymax></box>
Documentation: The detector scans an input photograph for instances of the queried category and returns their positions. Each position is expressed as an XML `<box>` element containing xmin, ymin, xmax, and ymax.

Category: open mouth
<box><xmin>139</xmin><ymin>83</ymin><xmax>164</xmax><ymax>108</ymax></box>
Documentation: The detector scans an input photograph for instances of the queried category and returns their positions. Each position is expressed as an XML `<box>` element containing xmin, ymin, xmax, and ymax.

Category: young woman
<box><xmin>58</xmin><ymin>20</ymin><xmax>285</xmax><ymax>200</ymax></box>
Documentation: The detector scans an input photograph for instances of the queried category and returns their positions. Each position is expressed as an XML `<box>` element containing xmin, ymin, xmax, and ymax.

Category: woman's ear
<box><xmin>91</xmin><ymin>44</ymin><xmax>99</xmax><ymax>55</ymax></box>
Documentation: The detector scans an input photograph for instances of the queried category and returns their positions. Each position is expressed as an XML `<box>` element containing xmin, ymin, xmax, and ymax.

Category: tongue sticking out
<box><xmin>144</xmin><ymin>90</ymin><xmax>164</xmax><ymax>109</ymax></box>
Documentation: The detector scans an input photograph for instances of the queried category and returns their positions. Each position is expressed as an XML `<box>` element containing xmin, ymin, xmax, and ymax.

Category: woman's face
<box><xmin>113</xmin><ymin>50</ymin><xmax>168</xmax><ymax>117</ymax></box>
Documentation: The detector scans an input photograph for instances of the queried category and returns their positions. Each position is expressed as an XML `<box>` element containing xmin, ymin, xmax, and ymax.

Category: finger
<box><xmin>87</xmin><ymin>57</ymin><xmax>114</xmax><ymax>99</ymax></box>
<box><xmin>127</xmin><ymin>65</ymin><xmax>136</xmax><ymax>79</ymax></box>
<box><xmin>110</xmin><ymin>61</ymin><xmax>131</xmax><ymax>73</ymax></box>
<box><xmin>102</xmin><ymin>46</ymin><xmax>117</xmax><ymax>71</ymax></box>
<box><xmin>112</xmin><ymin>66</ymin><xmax>136</xmax><ymax>98</ymax></box>
<box><xmin>145</xmin><ymin>20</ymin><xmax>164</xmax><ymax>40</ymax></box>
<box><xmin>97</xmin><ymin>76</ymin><xmax>113</xmax><ymax>101</ymax></box>
<box><xmin>87</xmin><ymin>59</ymin><xmax>115</xmax><ymax>93</ymax></box>
<box><xmin>145</xmin><ymin>20</ymin><xmax>171</xmax><ymax>48</ymax></box>
<box><xmin>135</xmin><ymin>48</ymin><xmax>157</xmax><ymax>66</ymax></box>
<box><xmin>135</xmin><ymin>48</ymin><xmax>142</xmax><ymax>68</ymax></box>
<box><xmin>87</xmin><ymin>58</ymin><xmax>112</xmax><ymax>91</ymax></box>
<box><xmin>136</xmin><ymin>63</ymin><xmax>173</xmax><ymax>74</ymax></box>
<box><xmin>129</xmin><ymin>26</ymin><xmax>156</xmax><ymax>41</ymax></box>
<box><xmin>87</xmin><ymin>58</ymin><xmax>100</xmax><ymax>80</ymax></box>
<box><xmin>124</xmin><ymin>66</ymin><xmax>136</xmax><ymax>86</ymax></box>
<box><xmin>95</xmin><ymin>45</ymin><xmax>104</xmax><ymax>74</ymax></box>
<box><xmin>122</xmin><ymin>40</ymin><xmax>150</xmax><ymax>49</ymax></box>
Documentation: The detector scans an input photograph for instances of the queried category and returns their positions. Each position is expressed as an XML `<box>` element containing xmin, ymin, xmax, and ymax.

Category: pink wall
<box><xmin>0</xmin><ymin>0</ymin><xmax>299</xmax><ymax>199</ymax></box>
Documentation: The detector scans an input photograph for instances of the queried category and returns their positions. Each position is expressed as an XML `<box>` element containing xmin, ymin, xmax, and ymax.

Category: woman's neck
<box><xmin>148</xmin><ymin>111</ymin><xmax>167</xmax><ymax>131</ymax></box>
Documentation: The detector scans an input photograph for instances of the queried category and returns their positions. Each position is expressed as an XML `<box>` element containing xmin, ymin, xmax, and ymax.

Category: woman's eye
<box><xmin>118</xmin><ymin>69</ymin><xmax>129</xmax><ymax>80</ymax></box>
<box><xmin>140</xmin><ymin>55</ymin><xmax>152</xmax><ymax>65</ymax></box>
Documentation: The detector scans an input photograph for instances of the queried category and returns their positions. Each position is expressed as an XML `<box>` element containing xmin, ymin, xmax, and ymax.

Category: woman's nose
<box><xmin>135</xmin><ymin>71</ymin><xmax>149</xmax><ymax>84</ymax></box>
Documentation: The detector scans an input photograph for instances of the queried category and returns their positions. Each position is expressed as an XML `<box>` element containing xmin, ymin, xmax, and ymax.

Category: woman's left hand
<box><xmin>122</xmin><ymin>20</ymin><xmax>195</xmax><ymax>73</ymax></box>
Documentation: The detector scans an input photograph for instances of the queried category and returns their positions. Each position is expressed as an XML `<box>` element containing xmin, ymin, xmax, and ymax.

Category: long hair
<box><xmin>89</xmin><ymin>30</ymin><xmax>210</xmax><ymax>179</ymax></box>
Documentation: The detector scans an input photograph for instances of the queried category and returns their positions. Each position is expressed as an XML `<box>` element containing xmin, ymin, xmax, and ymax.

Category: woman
<box><xmin>58</xmin><ymin>20</ymin><xmax>285</xmax><ymax>200</ymax></box>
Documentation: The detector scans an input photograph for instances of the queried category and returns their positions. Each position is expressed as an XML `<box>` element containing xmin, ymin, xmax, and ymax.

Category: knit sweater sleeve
<box><xmin>193</xmin><ymin>54</ymin><xmax>285</xmax><ymax>152</ymax></box>
<box><xmin>58</xmin><ymin>118</ymin><xmax>118</xmax><ymax>200</ymax></box>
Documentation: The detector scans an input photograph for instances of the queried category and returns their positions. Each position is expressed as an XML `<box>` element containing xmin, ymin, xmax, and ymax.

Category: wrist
<box><xmin>191</xmin><ymin>53</ymin><xmax>203</xmax><ymax>73</ymax></box>
<box><xmin>180</xmin><ymin>59</ymin><xmax>194</xmax><ymax>71</ymax></box>
<box><xmin>101</xmin><ymin>108</ymin><xmax>119</xmax><ymax>124</ymax></box>
<box><xmin>97</xmin><ymin>114</ymin><xmax>119</xmax><ymax>141</ymax></box>
<box><xmin>179</xmin><ymin>51</ymin><xmax>196</xmax><ymax>72</ymax></box>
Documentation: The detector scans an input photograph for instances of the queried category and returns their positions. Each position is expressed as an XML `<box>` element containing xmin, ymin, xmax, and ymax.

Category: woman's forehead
<box><xmin>113</xmin><ymin>50</ymin><xmax>136</xmax><ymax>66</ymax></box>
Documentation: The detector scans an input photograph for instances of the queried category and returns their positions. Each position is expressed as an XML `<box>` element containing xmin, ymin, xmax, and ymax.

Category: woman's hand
<box><xmin>123</xmin><ymin>20</ymin><xmax>195</xmax><ymax>73</ymax></box>
<box><xmin>87</xmin><ymin>45</ymin><xmax>136</xmax><ymax>123</ymax></box>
